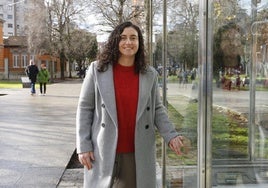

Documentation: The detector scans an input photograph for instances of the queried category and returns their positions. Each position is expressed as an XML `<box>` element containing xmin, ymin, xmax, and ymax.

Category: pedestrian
<box><xmin>182</xmin><ymin>70</ymin><xmax>188</xmax><ymax>88</ymax></box>
<box><xmin>25</xmin><ymin>59</ymin><xmax>39</xmax><ymax>95</ymax></box>
<box><xmin>37</xmin><ymin>63</ymin><xmax>50</xmax><ymax>96</ymax></box>
<box><xmin>76</xmin><ymin>21</ymin><xmax>184</xmax><ymax>188</ymax></box>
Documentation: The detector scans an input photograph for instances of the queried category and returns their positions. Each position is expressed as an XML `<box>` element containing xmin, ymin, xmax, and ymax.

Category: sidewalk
<box><xmin>2</xmin><ymin>81</ymin><xmax>263</xmax><ymax>187</ymax></box>
<box><xmin>0</xmin><ymin>79</ymin><xmax>82</xmax><ymax>188</ymax></box>
<box><xmin>0</xmin><ymin>81</ymin><xmax>196</xmax><ymax>188</ymax></box>
<box><xmin>0</xmin><ymin>80</ymin><xmax>192</xmax><ymax>188</ymax></box>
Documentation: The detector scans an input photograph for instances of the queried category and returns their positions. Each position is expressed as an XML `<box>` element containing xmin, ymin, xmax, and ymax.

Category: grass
<box><xmin>156</xmin><ymin>95</ymin><xmax>268</xmax><ymax>166</ymax></box>
<box><xmin>0</xmin><ymin>81</ymin><xmax>22</xmax><ymax>88</ymax></box>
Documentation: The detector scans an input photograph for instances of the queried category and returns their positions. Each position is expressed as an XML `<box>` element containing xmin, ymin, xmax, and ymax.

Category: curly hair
<box><xmin>97</xmin><ymin>21</ymin><xmax>147</xmax><ymax>74</ymax></box>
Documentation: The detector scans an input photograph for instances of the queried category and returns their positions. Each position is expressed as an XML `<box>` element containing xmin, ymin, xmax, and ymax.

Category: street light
<box><xmin>44</xmin><ymin>0</ymin><xmax>54</xmax><ymax>82</ymax></box>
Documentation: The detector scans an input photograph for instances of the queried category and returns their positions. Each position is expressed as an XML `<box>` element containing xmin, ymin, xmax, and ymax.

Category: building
<box><xmin>0</xmin><ymin>0</ymin><xmax>27</xmax><ymax>38</ymax></box>
<box><xmin>0</xmin><ymin>18</ymin><xmax>61</xmax><ymax>80</ymax></box>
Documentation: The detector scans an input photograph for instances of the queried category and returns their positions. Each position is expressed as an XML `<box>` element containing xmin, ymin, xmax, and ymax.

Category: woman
<box><xmin>37</xmin><ymin>63</ymin><xmax>50</xmax><ymax>95</ymax></box>
<box><xmin>76</xmin><ymin>21</ymin><xmax>184</xmax><ymax>188</ymax></box>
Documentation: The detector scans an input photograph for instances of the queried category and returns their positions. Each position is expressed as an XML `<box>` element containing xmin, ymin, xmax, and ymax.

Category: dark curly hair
<box><xmin>97</xmin><ymin>21</ymin><xmax>147</xmax><ymax>74</ymax></box>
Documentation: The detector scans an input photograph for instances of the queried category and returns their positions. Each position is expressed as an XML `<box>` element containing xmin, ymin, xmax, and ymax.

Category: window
<box><xmin>30</xmin><ymin>55</ymin><xmax>35</xmax><ymax>62</ymax></box>
<box><xmin>21</xmin><ymin>55</ymin><xmax>28</xmax><ymax>68</ymax></box>
<box><xmin>0</xmin><ymin>5</ymin><xmax>3</xmax><ymax>11</ymax></box>
<box><xmin>8</xmin><ymin>24</ymin><xmax>13</xmax><ymax>28</ymax></box>
<box><xmin>8</xmin><ymin>32</ymin><xmax>13</xmax><ymax>36</ymax></box>
<box><xmin>0</xmin><ymin>14</ymin><xmax>3</xmax><ymax>19</ymax></box>
<box><xmin>8</xmin><ymin>6</ymin><xmax>12</xmax><ymax>11</ymax></box>
<box><xmin>13</xmin><ymin>55</ymin><xmax>20</xmax><ymax>68</ymax></box>
<box><xmin>7</xmin><ymin>15</ymin><xmax>13</xmax><ymax>19</ymax></box>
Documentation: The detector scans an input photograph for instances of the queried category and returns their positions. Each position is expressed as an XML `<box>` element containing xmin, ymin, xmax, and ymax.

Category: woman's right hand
<box><xmin>78</xmin><ymin>152</ymin><xmax>95</xmax><ymax>170</ymax></box>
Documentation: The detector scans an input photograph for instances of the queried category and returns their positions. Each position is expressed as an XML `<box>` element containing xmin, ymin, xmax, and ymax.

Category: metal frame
<box><xmin>161</xmin><ymin>0</ymin><xmax>168</xmax><ymax>187</ymax></box>
<box><xmin>197</xmin><ymin>0</ymin><xmax>213</xmax><ymax>187</ymax></box>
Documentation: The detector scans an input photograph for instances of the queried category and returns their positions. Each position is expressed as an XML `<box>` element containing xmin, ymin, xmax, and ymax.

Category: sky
<box><xmin>79</xmin><ymin>15</ymin><xmax>110</xmax><ymax>42</ymax></box>
<box><xmin>82</xmin><ymin>0</ymin><xmax>268</xmax><ymax>42</ymax></box>
<box><xmin>240</xmin><ymin>0</ymin><xmax>268</xmax><ymax>12</ymax></box>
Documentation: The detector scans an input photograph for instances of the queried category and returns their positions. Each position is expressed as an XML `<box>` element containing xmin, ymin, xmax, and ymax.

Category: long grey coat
<box><xmin>76</xmin><ymin>61</ymin><xmax>178</xmax><ymax>188</ymax></box>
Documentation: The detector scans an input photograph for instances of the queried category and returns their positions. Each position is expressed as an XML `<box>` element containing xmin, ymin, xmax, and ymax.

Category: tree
<box><xmin>213</xmin><ymin>22</ymin><xmax>244</xmax><ymax>86</ymax></box>
<box><xmin>153</xmin><ymin>0</ymin><xmax>198</xmax><ymax>71</ymax></box>
<box><xmin>24</xmin><ymin>0</ymin><xmax>49</xmax><ymax>55</ymax></box>
<box><xmin>48</xmin><ymin>0</ymin><xmax>87</xmax><ymax>79</ymax></box>
<box><xmin>25</xmin><ymin>0</ymin><xmax>92</xmax><ymax>79</ymax></box>
<box><xmin>89</xmin><ymin>0</ymin><xmax>144</xmax><ymax>30</ymax></box>
<box><xmin>65</xmin><ymin>29</ymin><xmax>98</xmax><ymax>78</ymax></box>
<box><xmin>213</xmin><ymin>0</ymin><xmax>242</xmax><ymax>32</ymax></box>
<box><xmin>212</xmin><ymin>1</ymin><xmax>253</xmax><ymax>79</ymax></box>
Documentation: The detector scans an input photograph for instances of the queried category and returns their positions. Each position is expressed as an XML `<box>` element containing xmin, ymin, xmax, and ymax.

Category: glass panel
<box><xmin>211</xmin><ymin>0</ymin><xmax>268</xmax><ymax>187</ymax></box>
<box><xmin>154</xmin><ymin>0</ymin><xmax>199</xmax><ymax>187</ymax></box>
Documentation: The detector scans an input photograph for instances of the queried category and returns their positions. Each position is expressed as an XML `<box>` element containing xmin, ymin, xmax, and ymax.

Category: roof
<box><xmin>4</xmin><ymin>36</ymin><xmax>27</xmax><ymax>47</ymax></box>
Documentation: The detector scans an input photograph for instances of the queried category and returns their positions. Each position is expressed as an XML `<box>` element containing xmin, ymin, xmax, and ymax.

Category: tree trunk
<box><xmin>60</xmin><ymin>51</ymin><xmax>65</xmax><ymax>80</ymax></box>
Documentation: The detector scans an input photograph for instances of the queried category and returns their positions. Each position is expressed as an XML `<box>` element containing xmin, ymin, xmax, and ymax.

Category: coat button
<box><xmin>145</xmin><ymin>125</ymin><xmax>149</xmax><ymax>129</ymax></box>
<box><xmin>101</xmin><ymin>104</ymin><xmax>105</xmax><ymax>108</ymax></box>
<box><xmin>101</xmin><ymin>123</ymin><xmax>105</xmax><ymax>128</ymax></box>
<box><xmin>146</xmin><ymin>107</ymin><xmax>150</xmax><ymax>111</ymax></box>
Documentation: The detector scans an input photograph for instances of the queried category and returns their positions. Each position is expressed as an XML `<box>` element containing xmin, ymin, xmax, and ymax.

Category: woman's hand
<box><xmin>168</xmin><ymin>136</ymin><xmax>186</xmax><ymax>155</ymax></box>
<box><xmin>78</xmin><ymin>151</ymin><xmax>95</xmax><ymax>170</ymax></box>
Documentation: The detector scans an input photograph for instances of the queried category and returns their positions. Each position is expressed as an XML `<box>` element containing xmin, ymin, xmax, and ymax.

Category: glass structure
<box><xmin>151</xmin><ymin>0</ymin><xmax>268</xmax><ymax>187</ymax></box>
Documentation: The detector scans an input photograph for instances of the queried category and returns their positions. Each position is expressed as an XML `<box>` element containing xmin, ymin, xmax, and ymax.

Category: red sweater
<box><xmin>113</xmin><ymin>63</ymin><xmax>139</xmax><ymax>153</ymax></box>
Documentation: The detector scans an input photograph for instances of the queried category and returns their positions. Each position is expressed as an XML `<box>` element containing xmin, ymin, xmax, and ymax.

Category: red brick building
<box><xmin>0</xmin><ymin>18</ymin><xmax>61</xmax><ymax>80</ymax></box>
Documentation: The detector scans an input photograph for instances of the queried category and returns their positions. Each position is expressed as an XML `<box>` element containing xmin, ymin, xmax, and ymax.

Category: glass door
<box><xmin>153</xmin><ymin>0</ymin><xmax>199</xmax><ymax>187</ymax></box>
<box><xmin>210</xmin><ymin>0</ymin><xmax>268</xmax><ymax>187</ymax></box>
<box><xmin>153</xmin><ymin>0</ymin><xmax>268</xmax><ymax>187</ymax></box>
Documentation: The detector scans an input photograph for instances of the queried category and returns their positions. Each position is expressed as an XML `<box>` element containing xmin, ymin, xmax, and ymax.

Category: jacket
<box><xmin>76</xmin><ymin>61</ymin><xmax>178</xmax><ymax>188</ymax></box>
<box><xmin>37</xmin><ymin>68</ymin><xmax>50</xmax><ymax>83</ymax></box>
<box><xmin>26</xmin><ymin>65</ymin><xmax>39</xmax><ymax>83</ymax></box>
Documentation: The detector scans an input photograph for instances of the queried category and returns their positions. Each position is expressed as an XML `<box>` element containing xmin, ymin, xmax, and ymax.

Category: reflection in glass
<box><xmin>155</xmin><ymin>0</ymin><xmax>268</xmax><ymax>187</ymax></box>
<box><xmin>212</xmin><ymin>0</ymin><xmax>268</xmax><ymax>187</ymax></box>
<box><xmin>154</xmin><ymin>0</ymin><xmax>199</xmax><ymax>187</ymax></box>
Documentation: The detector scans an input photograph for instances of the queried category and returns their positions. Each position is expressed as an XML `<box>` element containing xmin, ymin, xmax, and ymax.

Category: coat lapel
<box><xmin>136</xmin><ymin>68</ymin><xmax>155</xmax><ymax>121</ymax></box>
<box><xmin>95</xmin><ymin>64</ymin><xmax>118</xmax><ymax>127</ymax></box>
<box><xmin>95</xmin><ymin>64</ymin><xmax>155</xmax><ymax>127</ymax></box>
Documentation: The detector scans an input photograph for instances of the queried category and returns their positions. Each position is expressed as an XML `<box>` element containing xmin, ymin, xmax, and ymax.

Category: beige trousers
<box><xmin>111</xmin><ymin>153</ymin><xmax>136</xmax><ymax>188</ymax></box>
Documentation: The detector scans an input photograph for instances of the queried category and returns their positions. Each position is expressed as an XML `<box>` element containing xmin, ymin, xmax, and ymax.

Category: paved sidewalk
<box><xmin>2</xmin><ymin>81</ymin><xmax>266</xmax><ymax>188</ymax></box>
<box><xmin>0</xmin><ymin>79</ymin><xmax>82</xmax><ymax>188</ymax></box>
<box><xmin>0</xmin><ymin>80</ymin><xmax>193</xmax><ymax>188</ymax></box>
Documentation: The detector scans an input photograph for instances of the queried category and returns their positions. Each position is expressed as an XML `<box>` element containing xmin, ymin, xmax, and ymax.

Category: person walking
<box><xmin>25</xmin><ymin>59</ymin><xmax>39</xmax><ymax>95</ymax></box>
<box><xmin>76</xmin><ymin>21</ymin><xmax>184</xmax><ymax>188</ymax></box>
<box><xmin>37</xmin><ymin>63</ymin><xmax>50</xmax><ymax>96</ymax></box>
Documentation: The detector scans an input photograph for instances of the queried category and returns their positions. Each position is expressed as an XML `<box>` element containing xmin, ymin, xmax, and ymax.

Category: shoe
<box><xmin>43</xmin><ymin>94</ymin><xmax>46</xmax><ymax>96</ymax></box>
<box><xmin>39</xmin><ymin>93</ymin><xmax>42</xmax><ymax>96</ymax></box>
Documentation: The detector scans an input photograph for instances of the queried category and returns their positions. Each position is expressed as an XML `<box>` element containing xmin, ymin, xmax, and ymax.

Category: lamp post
<box><xmin>45</xmin><ymin>0</ymin><xmax>54</xmax><ymax>82</ymax></box>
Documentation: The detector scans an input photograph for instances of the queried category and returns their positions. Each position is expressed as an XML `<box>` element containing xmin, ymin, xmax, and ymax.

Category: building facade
<box><xmin>0</xmin><ymin>0</ymin><xmax>27</xmax><ymax>38</ymax></box>
<box><xmin>0</xmin><ymin>18</ymin><xmax>61</xmax><ymax>80</ymax></box>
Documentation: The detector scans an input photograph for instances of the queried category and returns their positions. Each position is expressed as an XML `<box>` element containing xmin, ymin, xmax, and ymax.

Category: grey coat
<box><xmin>76</xmin><ymin>61</ymin><xmax>178</xmax><ymax>188</ymax></box>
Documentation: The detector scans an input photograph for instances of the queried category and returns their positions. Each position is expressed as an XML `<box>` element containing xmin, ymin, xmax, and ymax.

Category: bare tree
<box><xmin>161</xmin><ymin>0</ymin><xmax>199</xmax><ymax>70</ymax></box>
<box><xmin>24</xmin><ymin>0</ymin><xmax>49</xmax><ymax>55</ymax></box>
<box><xmin>47</xmin><ymin>0</ymin><xmax>90</xmax><ymax>79</ymax></box>
<box><xmin>25</xmin><ymin>0</ymin><xmax>92</xmax><ymax>79</ymax></box>
<box><xmin>88</xmin><ymin>0</ymin><xmax>163</xmax><ymax>56</ymax></box>
<box><xmin>89</xmin><ymin>0</ymin><xmax>144</xmax><ymax>31</ymax></box>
